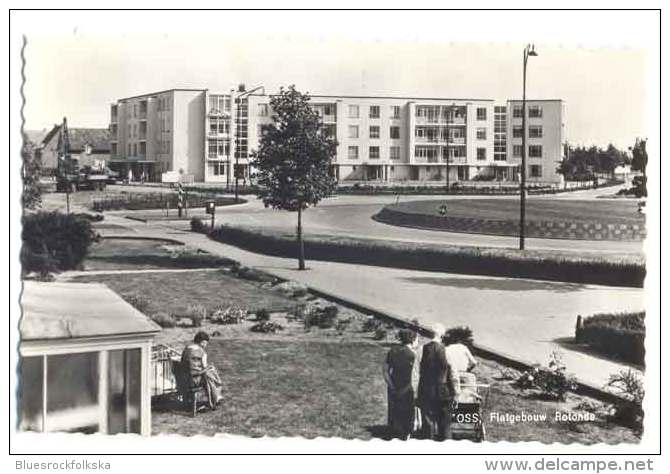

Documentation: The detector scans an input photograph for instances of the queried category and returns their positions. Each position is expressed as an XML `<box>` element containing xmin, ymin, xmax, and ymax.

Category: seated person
<box><xmin>443</xmin><ymin>333</ymin><xmax>479</xmax><ymax>403</ymax></box>
<box><xmin>181</xmin><ymin>331</ymin><xmax>223</xmax><ymax>409</ymax></box>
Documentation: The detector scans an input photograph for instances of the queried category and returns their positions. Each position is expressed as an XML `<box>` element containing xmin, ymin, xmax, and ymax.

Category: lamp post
<box><xmin>234</xmin><ymin>84</ymin><xmax>265</xmax><ymax>202</ymax></box>
<box><xmin>519</xmin><ymin>44</ymin><xmax>538</xmax><ymax>250</ymax></box>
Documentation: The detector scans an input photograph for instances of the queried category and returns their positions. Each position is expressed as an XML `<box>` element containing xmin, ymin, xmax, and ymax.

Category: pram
<box><xmin>449</xmin><ymin>373</ymin><xmax>491</xmax><ymax>442</ymax></box>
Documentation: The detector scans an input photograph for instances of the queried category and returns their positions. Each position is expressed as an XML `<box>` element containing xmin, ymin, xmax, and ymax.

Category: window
<box><xmin>477</xmin><ymin>148</ymin><xmax>487</xmax><ymax>161</ymax></box>
<box><xmin>477</xmin><ymin>128</ymin><xmax>487</xmax><ymax>140</ymax></box>
<box><xmin>348</xmin><ymin>146</ymin><xmax>359</xmax><ymax>159</ymax></box>
<box><xmin>348</xmin><ymin>105</ymin><xmax>359</xmax><ymax>118</ymax></box>
<box><xmin>208</xmin><ymin>95</ymin><xmax>230</xmax><ymax>115</ymax></box>
<box><xmin>369</xmin><ymin>146</ymin><xmax>380</xmax><ymax>159</ymax></box>
<box><xmin>512</xmin><ymin>106</ymin><xmax>523</xmax><ymax>118</ymax></box>
<box><xmin>530</xmin><ymin>165</ymin><xmax>543</xmax><ymax>177</ymax></box>
<box><xmin>494</xmin><ymin>106</ymin><xmax>507</xmax><ymax>114</ymax></box>
<box><xmin>390</xmin><ymin>146</ymin><xmax>400</xmax><ymax>160</ymax></box>
<box><xmin>209</xmin><ymin>118</ymin><xmax>229</xmax><ymax>135</ymax></box>
<box><xmin>477</xmin><ymin>107</ymin><xmax>487</xmax><ymax>121</ymax></box>
<box><xmin>322</xmin><ymin>124</ymin><xmax>336</xmax><ymax>138</ymax></box>
<box><xmin>208</xmin><ymin>139</ymin><xmax>229</xmax><ymax>158</ymax></box>
<box><xmin>212</xmin><ymin>162</ymin><xmax>227</xmax><ymax>176</ymax></box>
<box><xmin>258</xmin><ymin>104</ymin><xmax>269</xmax><ymax>117</ymax></box>
<box><xmin>391</xmin><ymin>106</ymin><xmax>401</xmax><ymax>119</ymax></box>
<box><xmin>127</xmin><ymin>144</ymin><xmax>131</xmax><ymax>156</ymax></box>
<box><xmin>513</xmin><ymin>126</ymin><xmax>524</xmax><ymax>138</ymax></box>
<box><xmin>139</xmin><ymin>142</ymin><xmax>146</xmax><ymax>156</ymax></box>
<box><xmin>513</xmin><ymin>145</ymin><xmax>523</xmax><ymax>158</ymax></box>
<box><xmin>348</xmin><ymin>125</ymin><xmax>359</xmax><ymax>139</ymax></box>
<box><xmin>369</xmin><ymin>126</ymin><xmax>380</xmax><ymax>139</ymax></box>
<box><xmin>529</xmin><ymin>126</ymin><xmax>543</xmax><ymax>138</ymax></box>
<box><xmin>132</xmin><ymin>144</ymin><xmax>137</xmax><ymax>156</ymax></box>
<box><xmin>529</xmin><ymin>145</ymin><xmax>543</xmax><ymax>158</ymax></box>
<box><xmin>390</xmin><ymin>126</ymin><xmax>400</xmax><ymax>139</ymax></box>
<box><xmin>110</xmin><ymin>143</ymin><xmax>117</xmax><ymax>156</ymax></box>
<box><xmin>369</xmin><ymin>105</ymin><xmax>380</xmax><ymax>119</ymax></box>
<box><xmin>453</xmin><ymin>147</ymin><xmax>466</xmax><ymax>158</ymax></box>
<box><xmin>528</xmin><ymin>106</ymin><xmax>543</xmax><ymax>118</ymax></box>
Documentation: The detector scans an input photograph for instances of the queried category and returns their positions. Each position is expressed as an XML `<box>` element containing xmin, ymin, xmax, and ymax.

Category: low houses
<box><xmin>18</xmin><ymin>281</ymin><xmax>160</xmax><ymax>435</ymax></box>
<box><xmin>37</xmin><ymin>125</ymin><xmax>110</xmax><ymax>173</ymax></box>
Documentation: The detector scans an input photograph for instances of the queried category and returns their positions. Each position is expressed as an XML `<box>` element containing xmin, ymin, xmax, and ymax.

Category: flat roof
<box><xmin>116</xmin><ymin>88</ymin><xmax>207</xmax><ymax>102</ymax></box>
<box><xmin>248</xmin><ymin>93</ymin><xmax>495</xmax><ymax>102</ymax></box>
<box><xmin>20</xmin><ymin>281</ymin><xmax>161</xmax><ymax>341</ymax></box>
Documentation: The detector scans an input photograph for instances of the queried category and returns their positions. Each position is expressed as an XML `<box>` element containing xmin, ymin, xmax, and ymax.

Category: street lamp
<box><xmin>519</xmin><ymin>44</ymin><xmax>538</xmax><ymax>250</ymax></box>
<box><xmin>234</xmin><ymin>84</ymin><xmax>265</xmax><ymax>202</ymax></box>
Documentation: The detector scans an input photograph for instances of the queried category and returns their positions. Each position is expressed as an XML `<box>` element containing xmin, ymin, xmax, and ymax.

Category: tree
<box><xmin>21</xmin><ymin>135</ymin><xmax>42</xmax><ymax>210</ymax></box>
<box><xmin>250</xmin><ymin>85</ymin><xmax>337</xmax><ymax>270</ymax></box>
<box><xmin>631</xmin><ymin>138</ymin><xmax>648</xmax><ymax>177</ymax></box>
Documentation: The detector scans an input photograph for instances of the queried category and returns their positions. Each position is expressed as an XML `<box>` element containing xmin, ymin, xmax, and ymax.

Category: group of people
<box><xmin>383</xmin><ymin>323</ymin><xmax>478</xmax><ymax>441</ymax></box>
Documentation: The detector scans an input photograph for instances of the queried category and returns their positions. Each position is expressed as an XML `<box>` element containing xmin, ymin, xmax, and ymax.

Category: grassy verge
<box><xmin>208</xmin><ymin>225</ymin><xmax>645</xmax><ymax>288</ymax></box>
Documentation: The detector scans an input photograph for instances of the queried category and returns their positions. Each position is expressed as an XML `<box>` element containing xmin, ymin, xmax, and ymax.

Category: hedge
<box><xmin>577</xmin><ymin>312</ymin><xmax>645</xmax><ymax>366</ymax></box>
<box><xmin>208</xmin><ymin>225</ymin><xmax>645</xmax><ymax>288</ymax></box>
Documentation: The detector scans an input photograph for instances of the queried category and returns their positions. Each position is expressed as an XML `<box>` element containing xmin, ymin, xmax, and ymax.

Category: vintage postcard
<box><xmin>7</xmin><ymin>6</ymin><xmax>663</xmax><ymax>468</ymax></box>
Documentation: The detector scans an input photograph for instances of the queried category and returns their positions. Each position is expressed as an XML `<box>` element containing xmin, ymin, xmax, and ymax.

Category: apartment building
<box><xmin>108</xmin><ymin>88</ymin><xmax>565</xmax><ymax>185</ymax></box>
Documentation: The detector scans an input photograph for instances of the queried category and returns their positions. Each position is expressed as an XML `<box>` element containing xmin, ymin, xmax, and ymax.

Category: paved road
<box><xmin>147</xmin><ymin>193</ymin><xmax>643</xmax><ymax>257</ymax></box>
<box><xmin>100</xmin><ymin>213</ymin><xmax>645</xmax><ymax>389</ymax></box>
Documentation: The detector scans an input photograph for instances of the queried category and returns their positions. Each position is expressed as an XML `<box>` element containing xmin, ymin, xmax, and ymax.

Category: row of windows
<box><xmin>415</xmin><ymin>127</ymin><xmax>466</xmax><ymax>141</ymax></box>
<box><xmin>208</xmin><ymin>139</ymin><xmax>230</xmax><ymax>158</ymax></box>
<box><xmin>512</xmin><ymin>145</ymin><xmax>543</xmax><ymax>158</ymax></box>
<box><xmin>347</xmin><ymin>145</ymin><xmax>401</xmax><ymax>160</ymax></box>
<box><xmin>126</xmin><ymin>142</ymin><xmax>147</xmax><ymax>157</ymax></box>
<box><xmin>415</xmin><ymin>105</ymin><xmax>467</xmax><ymax>122</ymax></box>
<box><xmin>209</xmin><ymin>118</ymin><xmax>231</xmax><ymax>135</ymax></box>
<box><xmin>348</xmin><ymin>125</ymin><xmax>402</xmax><ymax>139</ymax></box>
<box><xmin>512</xmin><ymin>105</ymin><xmax>543</xmax><ymax>118</ymax></box>
<box><xmin>414</xmin><ymin>146</ymin><xmax>467</xmax><ymax>160</ymax></box>
<box><xmin>348</xmin><ymin>104</ymin><xmax>402</xmax><ymax>119</ymax></box>
<box><xmin>209</xmin><ymin>95</ymin><xmax>232</xmax><ymax>115</ymax></box>
<box><xmin>512</xmin><ymin>125</ymin><xmax>543</xmax><ymax>138</ymax></box>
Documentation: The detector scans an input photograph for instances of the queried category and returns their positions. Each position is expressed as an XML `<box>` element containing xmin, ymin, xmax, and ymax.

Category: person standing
<box><xmin>417</xmin><ymin>323</ymin><xmax>460</xmax><ymax>441</ymax></box>
<box><xmin>383</xmin><ymin>329</ymin><xmax>418</xmax><ymax>439</ymax></box>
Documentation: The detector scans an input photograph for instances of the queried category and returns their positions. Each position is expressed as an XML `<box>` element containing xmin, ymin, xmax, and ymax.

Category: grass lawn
<box><xmin>70</xmin><ymin>269</ymin><xmax>298</xmax><ymax>319</ymax></box>
<box><xmin>83</xmin><ymin>238</ymin><xmax>235</xmax><ymax>271</ymax></box>
<box><xmin>152</xmin><ymin>338</ymin><xmax>638</xmax><ymax>443</ymax></box>
<box><xmin>393</xmin><ymin>199</ymin><xmax>644</xmax><ymax>225</ymax></box>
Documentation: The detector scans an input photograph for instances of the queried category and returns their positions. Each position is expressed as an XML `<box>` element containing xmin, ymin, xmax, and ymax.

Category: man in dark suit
<box><xmin>417</xmin><ymin>323</ymin><xmax>460</xmax><ymax>441</ymax></box>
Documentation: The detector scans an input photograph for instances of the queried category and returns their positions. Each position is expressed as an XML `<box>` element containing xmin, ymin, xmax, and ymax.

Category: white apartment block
<box><xmin>108</xmin><ymin>87</ymin><xmax>566</xmax><ymax>185</ymax></box>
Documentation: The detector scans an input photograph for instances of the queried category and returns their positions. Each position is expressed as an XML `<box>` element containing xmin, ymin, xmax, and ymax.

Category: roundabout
<box><xmin>374</xmin><ymin>199</ymin><xmax>645</xmax><ymax>241</ymax></box>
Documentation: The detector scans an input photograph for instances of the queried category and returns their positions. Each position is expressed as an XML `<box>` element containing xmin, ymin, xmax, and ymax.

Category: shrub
<box><xmin>606</xmin><ymin>369</ymin><xmax>644</xmax><ymax>432</ymax></box>
<box><xmin>373</xmin><ymin>327</ymin><xmax>388</xmax><ymax>340</ymax></box>
<box><xmin>256</xmin><ymin>309</ymin><xmax>271</xmax><ymax>321</ymax></box>
<box><xmin>362</xmin><ymin>317</ymin><xmax>383</xmax><ymax>333</ymax></box>
<box><xmin>21</xmin><ymin>211</ymin><xmax>96</xmax><ymax>274</ymax></box>
<box><xmin>184</xmin><ymin>304</ymin><xmax>208</xmax><ymax>327</ymax></box>
<box><xmin>578</xmin><ymin>312</ymin><xmax>645</xmax><ymax>366</ymax></box>
<box><xmin>516</xmin><ymin>352</ymin><xmax>577</xmax><ymax>401</ymax></box>
<box><xmin>190</xmin><ymin>217</ymin><xmax>206</xmax><ymax>233</ymax></box>
<box><xmin>442</xmin><ymin>326</ymin><xmax>474</xmax><ymax>347</ymax></box>
<box><xmin>303</xmin><ymin>302</ymin><xmax>339</xmax><ymax>329</ymax></box>
<box><xmin>250</xmin><ymin>321</ymin><xmax>284</xmax><ymax>333</ymax></box>
<box><xmin>210</xmin><ymin>306</ymin><xmax>247</xmax><ymax>325</ymax></box>
<box><xmin>151</xmin><ymin>312</ymin><xmax>176</xmax><ymax>328</ymax></box>
<box><xmin>123</xmin><ymin>293</ymin><xmax>151</xmax><ymax>313</ymax></box>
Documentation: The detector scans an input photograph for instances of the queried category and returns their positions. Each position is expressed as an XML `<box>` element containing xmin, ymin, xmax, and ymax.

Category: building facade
<box><xmin>108</xmin><ymin>88</ymin><xmax>565</xmax><ymax>185</ymax></box>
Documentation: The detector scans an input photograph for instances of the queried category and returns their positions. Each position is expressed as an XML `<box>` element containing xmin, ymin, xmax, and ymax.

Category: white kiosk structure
<box><xmin>18</xmin><ymin>281</ymin><xmax>161</xmax><ymax>435</ymax></box>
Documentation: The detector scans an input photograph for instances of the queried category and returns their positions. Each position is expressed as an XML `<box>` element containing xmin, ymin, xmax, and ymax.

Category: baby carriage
<box><xmin>449</xmin><ymin>374</ymin><xmax>491</xmax><ymax>442</ymax></box>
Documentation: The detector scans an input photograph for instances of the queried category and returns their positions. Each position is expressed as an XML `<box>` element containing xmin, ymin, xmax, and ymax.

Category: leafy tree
<box><xmin>250</xmin><ymin>85</ymin><xmax>337</xmax><ymax>270</ymax></box>
<box><xmin>631</xmin><ymin>138</ymin><xmax>648</xmax><ymax>177</ymax></box>
<box><xmin>21</xmin><ymin>136</ymin><xmax>42</xmax><ymax>210</ymax></box>
<box><xmin>556</xmin><ymin>143</ymin><xmax>628</xmax><ymax>181</ymax></box>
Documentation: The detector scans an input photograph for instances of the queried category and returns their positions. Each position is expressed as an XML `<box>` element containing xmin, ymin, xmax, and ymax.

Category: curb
<box><xmin>305</xmin><ymin>282</ymin><xmax>630</xmax><ymax>405</ymax></box>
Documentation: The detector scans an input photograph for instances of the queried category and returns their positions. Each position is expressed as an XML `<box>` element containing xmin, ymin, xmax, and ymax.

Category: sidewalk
<box><xmin>102</xmin><ymin>214</ymin><xmax>645</xmax><ymax>389</ymax></box>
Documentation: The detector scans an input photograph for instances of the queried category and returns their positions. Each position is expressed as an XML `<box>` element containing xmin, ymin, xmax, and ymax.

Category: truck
<box><xmin>55</xmin><ymin>117</ymin><xmax>110</xmax><ymax>192</ymax></box>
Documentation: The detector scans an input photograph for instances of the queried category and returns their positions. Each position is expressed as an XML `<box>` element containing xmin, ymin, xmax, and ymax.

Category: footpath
<box><xmin>101</xmin><ymin>213</ymin><xmax>645</xmax><ymax>390</ymax></box>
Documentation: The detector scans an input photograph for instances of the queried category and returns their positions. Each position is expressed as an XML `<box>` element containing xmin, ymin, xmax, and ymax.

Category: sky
<box><xmin>18</xmin><ymin>10</ymin><xmax>657</xmax><ymax>150</ymax></box>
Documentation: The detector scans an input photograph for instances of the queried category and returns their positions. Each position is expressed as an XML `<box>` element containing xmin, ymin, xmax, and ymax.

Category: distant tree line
<box><xmin>556</xmin><ymin>143</ymin><xmax>630</xmax><ymax>181</ymax></box>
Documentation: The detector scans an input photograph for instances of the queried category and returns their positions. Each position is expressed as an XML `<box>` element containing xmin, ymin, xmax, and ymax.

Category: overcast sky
<box><xmin>19</xmin><ymin>10</ymin><xmax>656</xmax><ymax>149</ymax></box>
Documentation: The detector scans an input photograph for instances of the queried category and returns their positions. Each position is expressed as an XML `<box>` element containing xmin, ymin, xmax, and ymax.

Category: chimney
<box><xmin>238</xmin><ymin>83</ymin><xmax>246</xmax><ymax>93</ymax></box>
